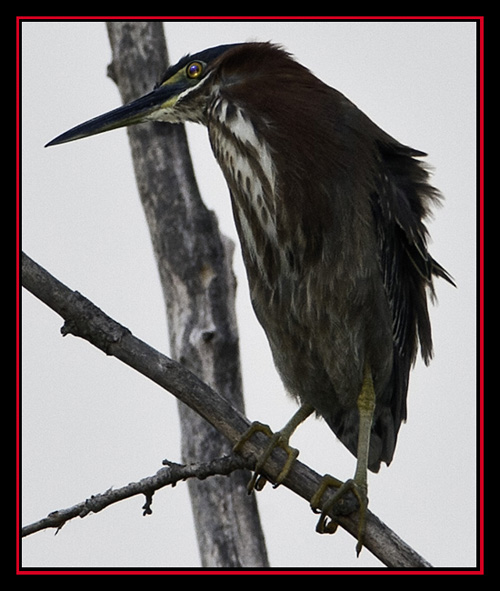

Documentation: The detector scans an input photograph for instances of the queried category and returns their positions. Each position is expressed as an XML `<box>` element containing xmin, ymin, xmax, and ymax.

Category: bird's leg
<box><xmin>310</xmin><ymin>364</ymin><xmax>376</xmax><ymax>555</ymax></box>
<box><xmin>233</xmin><ymin>403</ymin><xmax>314</xmax><ymax>493</ymax></box>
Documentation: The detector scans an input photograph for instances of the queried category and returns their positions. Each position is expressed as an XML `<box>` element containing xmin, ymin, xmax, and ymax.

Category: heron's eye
<box><xmin>186</xmin><ymin>61</ymin><xmax>204</xmax><ymax>79</ymax></box>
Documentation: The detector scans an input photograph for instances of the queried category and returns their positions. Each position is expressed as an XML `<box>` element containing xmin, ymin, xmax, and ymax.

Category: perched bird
<box><xmin>47</xmin><ymin>42</ymin><xmax>454</xmax><ymax>552</ymax></box>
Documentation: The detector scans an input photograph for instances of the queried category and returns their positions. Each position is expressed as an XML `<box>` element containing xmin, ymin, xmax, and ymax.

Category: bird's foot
<box><xmin>233</xmin><ymin>421</ymin><xmax>299</xmax><ymax>493</ymax></box>
<box><xmin>310</xmin><ymin>474</ymin><xmax>368</xmax><ymax>556</ymax></box>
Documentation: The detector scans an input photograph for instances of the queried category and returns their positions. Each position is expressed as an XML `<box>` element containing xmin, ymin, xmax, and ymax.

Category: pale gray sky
<box><xmin>21</xmin><ymin>19</ymin><xmax>478</xmax><ymax>569</ymax></box>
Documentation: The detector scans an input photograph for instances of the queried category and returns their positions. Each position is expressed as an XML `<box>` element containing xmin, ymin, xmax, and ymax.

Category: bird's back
<box><xmin>206</xmin><ymin>43</ymin><xmax>453</xmax><ymax>471</ymax></box>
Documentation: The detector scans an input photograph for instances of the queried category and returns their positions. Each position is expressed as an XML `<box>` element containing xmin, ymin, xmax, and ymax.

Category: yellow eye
<box><xmin>186</xmin><ymin>61</ymin><xmax>203</xmax><ymax>79</ymax></box>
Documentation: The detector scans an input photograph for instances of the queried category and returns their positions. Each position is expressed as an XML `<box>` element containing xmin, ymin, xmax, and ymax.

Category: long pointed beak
<box><xmin>45</xmin><ymin>83</ymin><xmax>181</xmax><ymax>147</ymax></box>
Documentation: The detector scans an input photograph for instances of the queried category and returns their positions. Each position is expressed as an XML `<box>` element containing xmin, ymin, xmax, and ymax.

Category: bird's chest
<box><xmin>207</xmin><ymin>99</ymin><xmax>284</xmax><ymax>279</ymax></box>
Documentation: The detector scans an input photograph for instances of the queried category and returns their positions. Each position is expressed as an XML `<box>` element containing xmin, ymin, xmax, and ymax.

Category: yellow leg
<box><xmin>311</xmin><ymin>364</ymin><xmax>376</xmax><ymax>555</ymax></box>
<box><xmin>234</xmin><ymin>403</ymin><xmax>314</xmax><ymax>492</ymax></box>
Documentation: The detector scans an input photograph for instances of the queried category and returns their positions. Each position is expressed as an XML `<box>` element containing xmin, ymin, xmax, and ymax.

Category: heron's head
<box><xmin>45</xmin><ymin>42</ymin><xmax>312</xmax><ymax>147</ymax></box>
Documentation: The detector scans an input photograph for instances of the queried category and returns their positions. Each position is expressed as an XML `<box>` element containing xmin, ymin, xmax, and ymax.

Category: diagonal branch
<box><xmin>21</xmin><ymin>251</ymin><xmax>433</xmax><ymax>569</ymax></box>
<box><xmin>21</xmin><ymin>455</ymin><xmax>249</xmax><ymax>537</ymax></box>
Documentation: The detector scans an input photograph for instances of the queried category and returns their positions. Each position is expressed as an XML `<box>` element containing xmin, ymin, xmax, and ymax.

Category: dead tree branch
<box><xmin>21</xmin><ymin>455</ymin><xmax>248</xmax><ymax>537</ymax></box>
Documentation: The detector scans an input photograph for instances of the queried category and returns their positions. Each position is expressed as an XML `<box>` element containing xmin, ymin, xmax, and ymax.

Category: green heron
<box><xmin>46</xmin><ymin>42</ymin><xmax>454</xmax><ymax>553</ymax></box>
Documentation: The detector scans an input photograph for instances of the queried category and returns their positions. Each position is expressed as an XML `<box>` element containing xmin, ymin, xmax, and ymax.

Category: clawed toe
<box><xmin>233</xmin><ymin>421</ymin><xmax>300</xmax><ymax>492</ymax></box>
<box><xmin>310</xmin><ymin>474</ymin><xmax>368</xmax><ymax>555</ymax></box>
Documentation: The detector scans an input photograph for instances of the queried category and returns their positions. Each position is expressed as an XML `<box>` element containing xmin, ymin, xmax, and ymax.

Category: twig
<box><xmin>21</xmin><ymin>455</ymin><xmax>248</xmax><ymax>537</ymax></box>
<box><xmin>21</xmin><ymin>251</ymin><xmax>433</xmax><ymax>569</ymax></box>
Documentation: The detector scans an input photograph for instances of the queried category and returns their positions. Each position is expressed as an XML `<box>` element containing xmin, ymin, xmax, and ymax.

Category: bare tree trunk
<box><xmin>105</xmin><ymin>21</ymin><xmax>269</xmax><ymax>568</ymax></box>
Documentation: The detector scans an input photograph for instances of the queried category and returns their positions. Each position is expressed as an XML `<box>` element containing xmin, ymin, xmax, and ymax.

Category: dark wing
<box><xmin>373</xmin><ymin>139</ymin><xmax>454</xmax><ymax>361</ymax></box>
<box><xmin>370</xmin><ymin>139</ymin><xmax>455</xmax><ymax>435</ymax></box>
